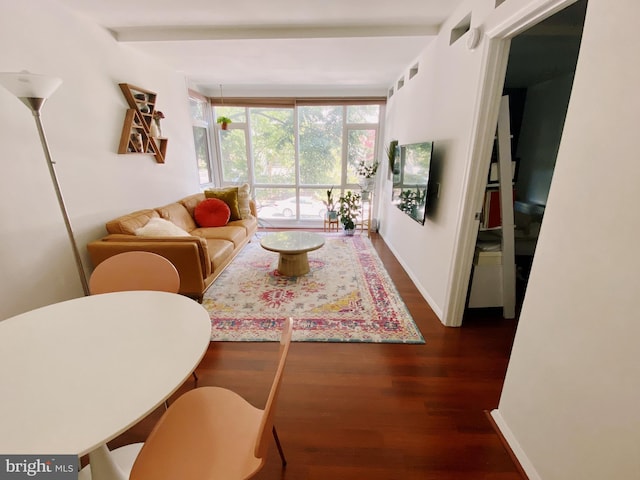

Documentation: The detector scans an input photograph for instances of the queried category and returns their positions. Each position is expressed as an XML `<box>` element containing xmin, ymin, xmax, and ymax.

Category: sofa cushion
<box><xmin>191</xmin><ymin>225</ymin><xmax>246</xmax><ymax>248</ymax></box>
<box><xmin>194</xmin><ymin>198</ymin><xmax>230</xmax><ymax>227</ymax></box>
<box><xmin>237</xmin><ymin>183</ymin><xmax>251</xmax><ymax>219</ymax></box>
<box><xmin>228</xmin><ymin>216</ymin><xmax>258</xmax><ymax>235</ymax></box>
<box><xmin>179</xmin><ymin>193</ymin><xmax>206</xmax><ymax>217</ymax></box>
<box><xmin>204</xmin><ymin>184</ymin><xmax>252</xmax><ymax>220</ymax></box>
<box><xmin>134</xmin><ymin>218</ymin><xmax>191</xmax><ymax>237</ymax></box>
<box><xmin>205</xmin><ymin>239</ymin><xmax>235</xmax><ymax>271</ymax></box>
<box><xmin>156</xmin><ymin>202</ymin><xmax>197</xmax><ymax>232</ymax></box>
<box><xmin>204</xmin><ymin>187</ymin><xmax>241</xmax><ymax>221</ymax></box>
<box><xmin>105</xmin><ymin>209</ymin><xmax>160</xmax><ymax>235</ymax></box>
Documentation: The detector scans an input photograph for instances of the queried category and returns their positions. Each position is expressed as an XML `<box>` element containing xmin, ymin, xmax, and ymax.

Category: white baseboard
<box><xmin>381</xmin><ymin>237</ymin><xmax>444</xmax><ymax>321</ymax></box>
<box><xmin>490</xmin><ymin>409</ymin><xmax>542</xmax><ymax>480</ymax></box>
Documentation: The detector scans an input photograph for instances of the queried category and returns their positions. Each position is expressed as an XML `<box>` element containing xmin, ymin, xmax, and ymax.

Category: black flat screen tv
<box><xmin>392</xmin><ymin>141</ymin><xmax>434</xmax><ymax>225</ymax></box>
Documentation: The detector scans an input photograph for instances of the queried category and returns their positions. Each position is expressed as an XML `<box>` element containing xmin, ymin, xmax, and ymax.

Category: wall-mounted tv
<box><xmin>391</xmin><ymin>141</ymin><xmax>434</xmax><ymax>225</ymax></box>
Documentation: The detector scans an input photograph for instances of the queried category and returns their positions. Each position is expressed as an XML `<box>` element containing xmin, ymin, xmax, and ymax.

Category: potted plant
<box><xmin>338</xmin><ymin>190</ymin><xmax>361</xmax><ymax>235</ymax></box>
<box><xmin>355</xmin><ymin>160</ymin><xmax>379</xmax><ymax>198</ymax></box>
<box><xmin>323</xmin><ymin>187</ymin><xmax>338</xmax><ymax>220</ymax></box>
<box><xmin>386</xmin><ymin>140</ymin><xmax>398</xmax><ymax>173</ymax></box>
<box><xmin>217</xmin><ymin>116</ymin><xmax>232</xmax><ymax>130</ymax></box>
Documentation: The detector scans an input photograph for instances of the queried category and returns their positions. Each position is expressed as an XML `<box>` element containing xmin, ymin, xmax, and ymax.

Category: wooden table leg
<box><xmin>278</xmin><ymin>252</ymin><xmax>309</xmax><ymax>276</ymax></box>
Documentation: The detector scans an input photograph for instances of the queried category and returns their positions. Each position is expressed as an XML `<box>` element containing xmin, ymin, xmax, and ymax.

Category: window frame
<box><xmin>189</xmin><ymin>90</ymin><xmax>218</xmax><ymax>188</ymax></box>
<box><xmin>205</xmin><ymin>98</ymin><xmax>385</xmax><ymax>227</ymax></box>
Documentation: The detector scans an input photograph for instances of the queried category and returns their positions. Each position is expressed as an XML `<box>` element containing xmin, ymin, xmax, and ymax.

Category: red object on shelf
<box><xmin>487</xmin><ymin>190</ymin><xmax>502</xmax><ymax>228</ymax></box>
<box><xmin>483</xmin><ymin>188</ymin><xmax>515</xmax><ymax>229</ymax></box>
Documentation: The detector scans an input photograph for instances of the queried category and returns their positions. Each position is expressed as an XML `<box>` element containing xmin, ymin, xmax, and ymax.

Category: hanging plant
<box><xmin>217</xmin><ymin>116</ymin><xmax>232</xmax><ymax>130</ymax></box>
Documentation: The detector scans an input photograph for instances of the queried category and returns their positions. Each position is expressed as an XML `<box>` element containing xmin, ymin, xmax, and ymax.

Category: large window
<box><xmin>250</xmin><ymin>108</ymin><xmax>295</xmax><ymax>184</ymax></box>
<box><xmin>298</xmin><ymin>106</ymin><xmax>343</xmax><ymax>186</ymax></box>
<box><xmin>208</xmin><ymin>102</ymin><xmax>381</xmax><ymax>226</ymax></box>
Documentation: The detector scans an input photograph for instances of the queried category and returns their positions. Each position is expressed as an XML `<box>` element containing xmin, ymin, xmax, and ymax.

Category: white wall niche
<box><xmin>409</xmin><ymin>63</ymin><xmax>419</xmax><ymax>79</ymax></box>
<box><xmin>450</xmin><ymin>13</ymin><xmax>472</xmax><ymax>45</ymax></box>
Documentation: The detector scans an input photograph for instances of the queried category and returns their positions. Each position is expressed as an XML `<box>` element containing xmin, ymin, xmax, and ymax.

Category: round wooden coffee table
<box><xmin>260</xmin><ymin>231</ymin><xmax>325</xmax><ymax>276</ymax></box>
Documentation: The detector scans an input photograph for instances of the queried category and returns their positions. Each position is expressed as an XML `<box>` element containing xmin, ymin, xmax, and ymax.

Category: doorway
<box><xmin>463</xmin><ymin>0</ymin><xmax>587</xmax><ymax>322</ymax></box>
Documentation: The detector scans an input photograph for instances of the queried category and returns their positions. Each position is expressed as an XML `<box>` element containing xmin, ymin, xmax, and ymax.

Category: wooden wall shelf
<box><xmin>118</xmin><ymin>83</ymin><xmax>167</xmax><ymax>163</ymax></box>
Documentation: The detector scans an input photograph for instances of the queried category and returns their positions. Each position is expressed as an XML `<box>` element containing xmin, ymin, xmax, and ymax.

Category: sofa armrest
<box><xmin>87</xmin><ymin>235</ymin><xmax>212</xmax><ymax>295</ymax></box>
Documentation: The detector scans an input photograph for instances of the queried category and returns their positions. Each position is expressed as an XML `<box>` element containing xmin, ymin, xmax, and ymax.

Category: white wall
<box><xmin>494</xmin><ymin>0</ymin><xmax>640</xmax><ymax>478</ymax></box>
<box><xmin>379</xmin><ymin>0</ymin><xmax>495</xmax><ymax>317</ymax></box>
<box><xmin>0</xmin><ymin>0</ymin><xmax>200</xmax><ymax>319</ymax></box>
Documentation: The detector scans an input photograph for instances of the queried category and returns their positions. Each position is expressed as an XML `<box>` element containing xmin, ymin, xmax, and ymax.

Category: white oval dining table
<box><xmin>0</xmin><ymin>290</ymin><xmax>211</xmax><ymax>480</ymax></box>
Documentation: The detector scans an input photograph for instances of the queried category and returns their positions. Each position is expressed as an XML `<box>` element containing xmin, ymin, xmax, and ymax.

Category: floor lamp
<box><xmin>0</xmin><ymin>71</ymin><xmax>90</xmax><ymax>296</ymax></box>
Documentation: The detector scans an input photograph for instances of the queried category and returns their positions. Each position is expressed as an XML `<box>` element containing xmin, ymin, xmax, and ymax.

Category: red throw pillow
<box><xmin>194</xmin><ymin>198</ymin><xmax>231</xmax><ymax>227</ymax></box>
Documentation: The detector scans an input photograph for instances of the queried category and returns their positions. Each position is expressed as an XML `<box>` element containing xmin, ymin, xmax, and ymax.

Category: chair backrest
<box><xmin>254</xmin><ymin>317</ymin><xmax>293</xmax><ymax>460</ymax></box>
<box><xmin>89</xmin><ymin>251</ymin><xmax>180</xmax><ymax>295</ymax></box>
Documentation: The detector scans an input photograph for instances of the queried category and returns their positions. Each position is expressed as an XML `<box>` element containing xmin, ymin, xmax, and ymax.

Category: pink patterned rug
<box><xmin>202</xmin><ymin>233</ymin><xmax>424</xmax><ymax>343</ymax></box>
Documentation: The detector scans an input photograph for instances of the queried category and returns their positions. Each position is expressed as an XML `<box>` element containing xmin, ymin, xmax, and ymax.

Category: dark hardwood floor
<box><xmin>108</xmin><ymin>232</ymin><xmax>522</xmax><ymax>479</ymax></box>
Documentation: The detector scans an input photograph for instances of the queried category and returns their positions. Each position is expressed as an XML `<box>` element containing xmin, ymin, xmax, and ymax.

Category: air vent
<box><xmin>495</xmin><ymin>0</ymin><xmax>507</xmax><ymax>7</ymax></box>
<box><xmin>397</xmin><ymin>77</ymin><xmax>405</xmax><ymax>90</ymax></box>
<box><xmin>388</xmin><ymin>87</ymin><xmax>395</xmax><ymax>98</ymax></box>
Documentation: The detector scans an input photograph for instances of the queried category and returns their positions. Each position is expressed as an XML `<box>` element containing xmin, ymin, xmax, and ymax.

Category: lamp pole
<box><xmin>0</xmin><ymin>72</ymin><xmax>90</xmax><ymax>296</ymax></box>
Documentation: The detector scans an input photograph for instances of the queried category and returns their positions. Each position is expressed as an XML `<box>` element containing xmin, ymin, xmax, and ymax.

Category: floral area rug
<box><xmin>202</xmin><ymin>233</ymin><xmax>424</xmax><ymax>343</ymax></box>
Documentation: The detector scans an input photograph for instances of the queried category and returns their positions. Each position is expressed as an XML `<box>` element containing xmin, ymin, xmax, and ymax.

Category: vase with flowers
<box><xmin>355</xmin><ymin>159</ymin><xmax>378</xmax><ymax>179</ymax></box>
<box><xmin>150</xmin><ymin>110</ymin><xmax>164</xmax><ymax>138</ymax></box>
<box><xmin>355</xmin><ymin>160</ymin><xmax>378</xmax><ymax>199</ymax></box>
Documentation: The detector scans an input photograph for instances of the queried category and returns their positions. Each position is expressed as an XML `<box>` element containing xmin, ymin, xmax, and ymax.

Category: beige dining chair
<box><xmin>129</xmin><ymin>317</ymin><xmax>294</xmax><ymax>480</ymax></box>
<box><xmin>89</xmin><ymin>251</ymin><xmax>198</xmax><ymax>384</ymax></box>
<box><xmin>89</xmin><ymin>251</ymin><xmax>181</xmax><ymax>295</ymax></box>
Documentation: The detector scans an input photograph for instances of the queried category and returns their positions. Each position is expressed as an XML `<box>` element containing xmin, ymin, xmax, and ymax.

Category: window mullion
<box><xmin>293</xmin><ymin>106</ymin><xmax>301</xmax><ymax>219</ymax></box>
<box><xmin>341</xmin><ymin>105</ymin><xmax>349</xmax><ymax>193</ymax></box>
<box><xmin>245</xmin><ymin>107</ymin><xmax>255</xmax><ymax>189</ymax></box>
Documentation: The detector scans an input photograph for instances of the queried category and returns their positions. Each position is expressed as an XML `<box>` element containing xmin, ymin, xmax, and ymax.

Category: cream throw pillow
<box><xmin>237</xmin><ymin>183</ymin><xmax>251</xmax><ymax>219</ymax></box>
<box><xmin>135</xmin><ymin>217</ymin><xmax>190</xmax><ymax>237</ymax></box>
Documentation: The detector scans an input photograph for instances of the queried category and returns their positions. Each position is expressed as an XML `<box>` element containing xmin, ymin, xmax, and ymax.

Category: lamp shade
<box><xmin>0</xmin><ymin>72</ymin><xmax>62</xmax><ymax>99</ymax></box>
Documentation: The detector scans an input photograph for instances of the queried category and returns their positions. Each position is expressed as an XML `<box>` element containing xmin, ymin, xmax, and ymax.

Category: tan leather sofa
<box><xmin>87</xmin><ymin>193</ymin><xmax>258</xmax><ymax>301</ymax></box>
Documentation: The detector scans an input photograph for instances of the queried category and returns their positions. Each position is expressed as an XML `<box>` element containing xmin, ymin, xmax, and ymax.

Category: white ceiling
<box><xmin>56</xmin><ymin>0</ymin><xmax>466</xmax><ymax>96</ymax></box>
